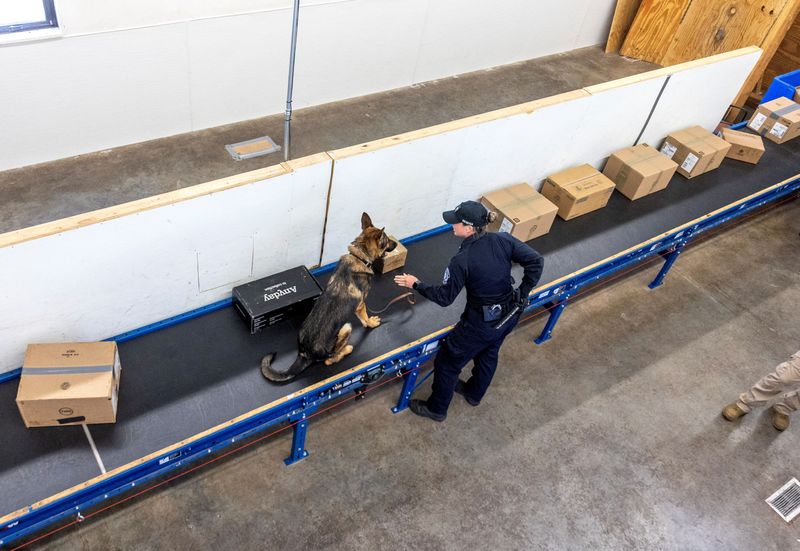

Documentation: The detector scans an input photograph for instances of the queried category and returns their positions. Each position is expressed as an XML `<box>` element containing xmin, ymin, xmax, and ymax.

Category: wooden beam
<box><xmin>733</xmin><ymin>1</ymin><xmax>800</xmax><ymax>106</ymax></box>
<box><xmin>605</xmin><ymin>0</ymin><xmax>643</xmax><ymax>54</ymax></box>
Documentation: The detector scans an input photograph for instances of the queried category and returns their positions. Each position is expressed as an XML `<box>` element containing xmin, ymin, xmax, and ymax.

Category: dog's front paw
<box><xmin>367</xmin><ymin>315</ymin><xmax>381</xmax><ymax>328</ymax></box>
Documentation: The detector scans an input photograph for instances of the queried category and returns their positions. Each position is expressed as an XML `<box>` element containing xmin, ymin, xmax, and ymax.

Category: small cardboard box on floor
<box><xmin>659</xmin><ymin>126</ymin><xmax>731</xmax><ymax>179</ymax></box>
<box><xmin>16</xmin><ymin>342</ymin><xmax>121</xmax><ymax>428</ymax></box>
<box><xmin>480</xmin><ymin>183</ymin><xmax>558</xmax><ymax>240</ymax></box>
<box><xmin>603</xmin><ymin>144</ymin><xmax>678</xmax><ymax>200</ymax></box>
<box><xmin>373</xmin><ymin>236</ymin><xmax>407</xmax><ymax>273</ymax></box>
<box><xmin>748</xmin><ymin>97</ymin><xmax>800</xmax><ymax>144</ymax></box>
<box><xmin>540</xmin><ymin>165</ymin><xmax>615</xmax><ymax>220</ymax></box>
<box><xmin>721</xmin><ymin>128</ymin><xmax>765</xmax><ymax>164</ymax></box>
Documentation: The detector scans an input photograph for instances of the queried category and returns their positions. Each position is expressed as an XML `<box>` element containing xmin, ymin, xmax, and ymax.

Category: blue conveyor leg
<box><xmin>284</xmin><ymin>409</ymin><xmax>315</xmax><ymax>466</ymax></box>
<box><xmin>535</xmin><ymin>298</ymin><xmax>569</xmax><ymax>345</ymax></box>
<box><xmin>392</xmin><ymin>368</ymin><xmax>419</xmax><ymax>414</ymax></box>
<box><xmin>649</xmin><ymin>245</ymin><xmax>684</xmax><ymax>289</ymax></box>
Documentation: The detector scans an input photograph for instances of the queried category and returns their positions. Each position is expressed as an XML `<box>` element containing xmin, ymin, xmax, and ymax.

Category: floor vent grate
<box><xmin>225</xmin><ymin>136</ymin><xmax>281</xmax><ymax>161</ymax></box>
<box><xmin>766</xmin><ymin>478</ymin><xmax>800</xmax><ymax>522</ymax></box>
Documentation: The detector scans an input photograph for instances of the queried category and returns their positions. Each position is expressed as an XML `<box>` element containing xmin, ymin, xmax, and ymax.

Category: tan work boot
<box><xmin>721</xmin><ymin>402</ymin><xmax>748</xmax><ymax>421</ymax></box>
<box><xmin>771</xmin><ymin>408</ymin><xmax>790</xmax><ymax>431</ymax></box>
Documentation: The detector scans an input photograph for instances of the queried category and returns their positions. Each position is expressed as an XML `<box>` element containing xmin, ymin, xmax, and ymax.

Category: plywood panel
<box><xmin>621</xmin><ymin>0</ymin><xmax>794</xmax><ymax>67</ymax></box>
<box><xmin>661</xmin><ymin>0</ymin><xmax>792</xmax><ymax>66</ymax></box>
<box><xmin>605</xmin><ymin>0</ymin><xmax>643</xmax><ymax>54</ymax></box>
<box><xmin>0</xmin><ymin>155</ymin><xmax>331</xmax><ymax>374</ymax></box>
<box><xmin>761</xmin><ymin>14</ymin><xmax>800</xmax><ymax>91</ymax></box>
<box><xmin>619</xmin><ymin>0</ymin><xmax>689</xmax><ymax>62</ymax></box>
<box><xmin>639</xmin><ymin>48</ymin><xmax>761</xmax><ymax>145</ymax></box>
<box><xmin>737</xmin><ymin>2</ymin><xmax>800</xmax><ymax>105</ymax></box>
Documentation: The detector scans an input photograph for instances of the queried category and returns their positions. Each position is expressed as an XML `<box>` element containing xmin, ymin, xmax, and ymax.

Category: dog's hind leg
<box><xmin>356</xmin><ymin>300</ymin><xmax>381</xmax><ymax>329</ymax></box>
<box><xmin>324</xmin><ymin>323</ymin><xmax>354</xmax><ymax>366</ymax></box>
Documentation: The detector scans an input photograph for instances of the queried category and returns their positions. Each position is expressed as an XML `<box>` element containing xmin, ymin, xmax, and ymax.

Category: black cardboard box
<box><xmin>233</xmin><ymin>266</ymin><xmax>323</xmax><ymax>333</ymax></box>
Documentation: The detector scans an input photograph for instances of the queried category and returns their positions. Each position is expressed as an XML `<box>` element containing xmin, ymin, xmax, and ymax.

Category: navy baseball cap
<box><xmin>442</xmin><ymin>200</ymin><xmax>489</xmax><ymax>226</ymax></box>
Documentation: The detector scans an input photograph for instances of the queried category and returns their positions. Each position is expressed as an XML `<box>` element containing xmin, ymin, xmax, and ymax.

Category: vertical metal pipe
<box><xmin>284</xmin><ymin>0</ymin><xmax>301</xmax><ymax>161</ymax></box>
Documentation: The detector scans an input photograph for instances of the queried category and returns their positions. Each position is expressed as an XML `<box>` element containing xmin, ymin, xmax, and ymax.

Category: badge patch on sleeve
<box><xmin>442</xmin><ymin>267</ymin><xmax>450</xmax><ymax>284</ymax></box>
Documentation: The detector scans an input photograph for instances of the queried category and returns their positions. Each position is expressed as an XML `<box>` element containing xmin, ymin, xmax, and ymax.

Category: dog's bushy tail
<box><xmin>260</xmin><ymin>352</ymin><xmax>314</xmax><ymax>383</ymax></box>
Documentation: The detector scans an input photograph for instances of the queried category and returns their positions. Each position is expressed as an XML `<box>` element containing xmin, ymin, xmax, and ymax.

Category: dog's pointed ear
<box><xmin>361</xmin><ymin>212</ymin><xmax>373</xmax><ymax>230</ymax></box>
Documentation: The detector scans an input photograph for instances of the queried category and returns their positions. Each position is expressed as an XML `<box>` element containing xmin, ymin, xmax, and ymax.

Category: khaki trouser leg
<box><xmin>737</xmin><ymin>351</ymin><xmax>800</xmax><ymax>415</ymax></box>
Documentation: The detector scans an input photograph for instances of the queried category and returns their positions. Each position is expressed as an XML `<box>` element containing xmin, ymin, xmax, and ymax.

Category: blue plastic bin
<box><xmin>762</xmin><ymin>68</ymin><xmax>800</xmax><ymax>104</ymax></box>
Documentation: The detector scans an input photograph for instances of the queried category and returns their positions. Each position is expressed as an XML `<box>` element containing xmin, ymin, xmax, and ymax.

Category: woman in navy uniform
<box><xmin>394</xmin><ymin>200</ymin><xmax>544</xmax><ymax>421</ymax></box>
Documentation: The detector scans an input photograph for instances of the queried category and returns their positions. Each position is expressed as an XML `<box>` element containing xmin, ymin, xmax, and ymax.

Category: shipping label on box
<box><xmin>603</xmin><ymin>144</ymin><xmax>678</xmax><ymax>200</ymax></box>
<box><xmin>373</xmin><ymin>236</ymin><xmax>407</xmax><ymax>274</ymax></box>
<box><xmin>481</xmin><ymin>183</ymin><xmax>558</xmax><ymax>241</ymax></box>
<box><xmin>16</xmin><ymin>342</ymin><xmax>122</xmax><ymax>428</ymax></box>
<box><xmin>660</xmin><ymin>126</ymin><xmax>731</xmax><ymax>179</ymax></box>
<box><xmin>721</xmin><ymin>128</ymin><xmax>765</xmax><ymax>164</ymax></box>
<box><xmin>541</xmin><ymin>165</ymin><xmax>615</xmax><ymax>220</ymax></box>
<box><xmin>748</xmin><ymin>97</ymin><xmax>800</xmax><ymax>144</ymax></box>
<box><xmin>233</xmin><ymin>266</ymin><xmax>323</xmax><ymax>333</ymax></box>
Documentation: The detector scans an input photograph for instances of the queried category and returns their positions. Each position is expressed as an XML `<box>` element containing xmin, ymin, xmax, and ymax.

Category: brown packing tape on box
<box><xmin>481</xmin><ymin>183</ymin><xmax>557</xmax><ymax>241</ymax></box>
<box><xmin>542</xmin><ymin>165</ymin><xmax>615</xmax><ymax>220</ymax></box>
<box><xmin>757</xmin><ymin>103</ymin><xmax>800</xmax><ymax>135</ymax></box>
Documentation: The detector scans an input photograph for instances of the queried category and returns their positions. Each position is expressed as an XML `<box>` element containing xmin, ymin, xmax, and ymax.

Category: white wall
<box><xmin>0</xmin><ymin>0</ymin><xmax>617</xmax><ymax>171</ymax></box>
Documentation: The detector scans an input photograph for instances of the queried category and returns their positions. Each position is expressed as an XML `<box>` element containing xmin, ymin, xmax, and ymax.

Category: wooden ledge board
<box><xmin>0</xmin><ymin>152</ymin><xmax>332</xmax><ymax>250</ymax></box>
<box><xmin>328</xmin><ymin>90</ymin><xmax>590</xmax><ymax>161</ymax></box>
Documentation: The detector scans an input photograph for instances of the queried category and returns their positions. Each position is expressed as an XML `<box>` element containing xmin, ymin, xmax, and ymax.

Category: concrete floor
<box><xmin>7</xmin><ymin>46</ymin><xmax>800</xmax><ymax>549</ymax></box>
<box><xmin>0</xmin><ymin>46</ymin><xmax>655</xmax><ymax>234</ymax></box>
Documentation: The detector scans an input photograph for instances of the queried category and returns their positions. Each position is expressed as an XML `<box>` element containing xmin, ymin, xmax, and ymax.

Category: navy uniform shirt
<box><xmin>415</xmin><ymin>232</ymin><xmax>544</xmax><ymax>308</ymax></box>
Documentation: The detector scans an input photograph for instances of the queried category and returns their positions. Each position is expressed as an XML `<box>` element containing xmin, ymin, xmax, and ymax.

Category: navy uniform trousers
<box><xmin>427</xmin><ymin>306</ymin><xmax>520</xmax><ymax>415</ymax></box>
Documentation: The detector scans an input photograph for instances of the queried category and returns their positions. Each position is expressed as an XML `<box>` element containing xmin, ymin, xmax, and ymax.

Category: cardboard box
<box><xmin>748</xmin><ymin>97</ymin><xmax>800</xmax><ymax>144</ymax></box>
<box><xmin>541</xmin><ymin>165</ymin><xmax>616</xmax><ymax>220</ymax></box>
<box><xmin>721</xmin><ymin>128</ymin><xmax>765</xmax><ymax>164</ymax></box>
<box><xmin>16</xmin><ymin>342</ymin><xmax>121</xmax><ymax>428</ymax></box>
<box><xmin>659</xmin><ymin>126</ymin><xmax>731</xmax><ymax>179</ymax></box>
<box><xmin>373</xmin><ymin>236</ymin><xmax>407</xmax><ymax>274</ymax></box>
<box><xmin>603</xmin><ymin>144</ymin><xmax>678</xmax><ymax>200</ymax></box>
<box><xmin>233</xmin><ymin>266</ymin><xmax>323</xmax><ymax>333</ymax></box>
<box><xmin>480</xmin><ymin>183</ymin><xmax>558</xmax><ymax>241</ymax></box>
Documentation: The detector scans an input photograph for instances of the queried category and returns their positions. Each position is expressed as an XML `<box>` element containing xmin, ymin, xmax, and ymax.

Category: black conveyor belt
<box><xmin>2</xmin><ymin>137</ymin><xmax>799</xmax><ymax>517</ymax></box>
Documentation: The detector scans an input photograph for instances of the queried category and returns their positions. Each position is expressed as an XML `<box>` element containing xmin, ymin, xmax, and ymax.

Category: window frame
<box><xmin>0</xmin><ymin>0</ymin><xmax>59</xmax><ymax>35</ymax></box>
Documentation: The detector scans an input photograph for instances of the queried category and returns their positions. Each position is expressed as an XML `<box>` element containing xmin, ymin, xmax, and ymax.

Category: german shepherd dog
<box><xmin>260</xmin><ymin>212</ymin><xmax>397</xmax><ymax>382</ymax></box>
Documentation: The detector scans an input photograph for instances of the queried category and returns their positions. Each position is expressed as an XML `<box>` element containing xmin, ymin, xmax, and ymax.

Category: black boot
<box><xmin>409</xmin><ymin>399</ymin><xmax>446</xmax><ymax>422</ymax></box>
<box><xmin>454</xmin><ymin>380</ymin><xmax>480</xmax><ymax>407</ymax></box>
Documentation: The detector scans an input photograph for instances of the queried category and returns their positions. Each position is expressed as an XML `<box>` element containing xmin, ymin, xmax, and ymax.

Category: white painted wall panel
<box><xmin>575</xmin><ymin>75</ymin><xmax>669</xmax><ymax>163</ymax></box>
<box><xmin>0</xmin><ymin>158</ymin><xmax>331</xmax><ymax>374</ymax></box>
<box><xmin>412</xmin><ymin>0</ymin><xmax>614</xmax><ymax>83</ymax></box>
<box><xmin>292</xmin><ymin>0</ymin><xmax>427</xmax><ymax>110</ymax></box>
<box><xmin>323</xmin><ymin>132</ymin><xmax>466</xmax><ymax>265</ymax></box>
<box><xmin>59</xmin><ymin>0</ymin><xmax>298</xmax><ymax>35</ymax></box>
<box><xmin>0</xmin><ymin>0</ymin><xmax>617</xmax><ymax>170</ymax></box>
<box><xmin>186</xmin><ymin>12</ymin><xmax>292</xmax><ymax>129</ymax></box>
<box><xmin>0</xmin><ymin>25</ymin><xmax>191</xmax><ymax>170</ymax></box>
<box><xmin>639</xmin><ymin>50</ymin><xmax>762</xmax><ymax>146</ymax></box>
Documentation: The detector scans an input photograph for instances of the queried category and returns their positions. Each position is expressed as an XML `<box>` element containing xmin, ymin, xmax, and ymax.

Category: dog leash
<box><xmin>368</xmin><ymin>292</ymin><xmax>416</xmax><ymax>314</ymax></box>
